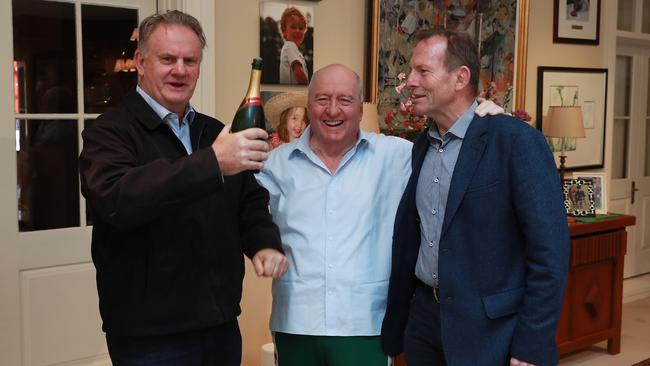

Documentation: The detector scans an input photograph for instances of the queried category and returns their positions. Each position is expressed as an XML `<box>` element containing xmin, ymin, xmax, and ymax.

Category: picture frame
<box><xmin>553</xmin><ymin>0</ymin><xmax>601</xmax><ymax>45</ymax></box>
<box><xmin>365</xmin><ymin>0</ymin><xmax>530</xmax><ymax>126</ymax></box>
<box><xmin>536</xmin><ymin>66</ymin><xmax>607</xmax><ymax>171</ymax></box>
<box><xmin>259</xmin><ymin>2</ymin><xmax>314</xmax><ymax>85</ymax></box>
<box><xmin>563</xmin><ymin>178</ymin><xmax>596</xmax><ymax>217</ymax></box>
<box><xmin>573</xmin><ymin>171</ymin><xmax>607</xmax><ymax>214</ymax></box>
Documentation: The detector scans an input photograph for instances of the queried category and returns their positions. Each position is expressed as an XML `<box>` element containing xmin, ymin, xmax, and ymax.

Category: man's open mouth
<box><xmin>323</xmin><ymin>120</ymin><xmax>344</xmax><ymax>127</ymax></box>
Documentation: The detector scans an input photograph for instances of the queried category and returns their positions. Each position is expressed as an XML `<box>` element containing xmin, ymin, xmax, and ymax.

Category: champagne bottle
<box><xmin>232</xmin><ymin>58</ymin><xmax>265</xmax><ymax>133</ymax></box>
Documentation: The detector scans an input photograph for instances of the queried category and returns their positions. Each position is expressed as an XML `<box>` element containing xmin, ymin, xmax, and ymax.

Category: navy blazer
<box><xmin>381</xmin><ymin>114</ymin><xmax>570</xmax><ymax>366</ymax></box>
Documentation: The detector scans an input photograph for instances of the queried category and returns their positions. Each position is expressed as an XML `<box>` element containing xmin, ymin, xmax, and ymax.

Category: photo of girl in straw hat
<box><xmin>263</xmin><ymin>92</ymin><xmax>309</xmax><ymax>149</ymax></box>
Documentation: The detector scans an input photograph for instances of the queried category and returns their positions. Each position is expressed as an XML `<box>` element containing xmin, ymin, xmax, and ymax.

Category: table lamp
<box><xmin>543</xmin><ymin>106</ymin><xmax>586</xmax><ymax>181</ymax></box>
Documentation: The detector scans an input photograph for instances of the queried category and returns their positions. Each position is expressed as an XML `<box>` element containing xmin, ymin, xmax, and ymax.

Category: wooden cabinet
<box><xmin>557</xmin><ymin>214</ymin><xmax>635</xmax><ymax>355</ymax></box>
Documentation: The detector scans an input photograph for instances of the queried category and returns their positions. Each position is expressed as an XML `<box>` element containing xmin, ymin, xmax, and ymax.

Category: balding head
<box><xmin>309</xmin><ymin>64</ymin><xmax>363</xmax><ymax>101</ymax></box>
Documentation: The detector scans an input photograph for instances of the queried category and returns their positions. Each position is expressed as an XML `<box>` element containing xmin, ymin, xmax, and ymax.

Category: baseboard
<box><xmin>623</xmin><ymin>273</ymin><xmax>650</xmax><ymax>303</ymax></box>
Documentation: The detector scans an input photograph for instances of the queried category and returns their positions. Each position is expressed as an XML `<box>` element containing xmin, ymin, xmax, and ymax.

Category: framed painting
<box><xmin>536</xmin><ymin>66</ymin><xmax>607</xmax><ymax>171</ymax></box>
<box><xmin>553</xmin><ymin>0</ymin><xmax>601</xmax><ymax>45</ymax></box>
<box><xmin>365</xmin><ymin>0</ymin><xmax>530</xmax><ymax>130</ymax></box>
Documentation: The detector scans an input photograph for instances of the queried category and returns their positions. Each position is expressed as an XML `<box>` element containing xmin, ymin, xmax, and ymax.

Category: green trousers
<box><xmin>274</xmin><ymin>332</ymin><xmax>390</xmax><ymax>366</ymax></box>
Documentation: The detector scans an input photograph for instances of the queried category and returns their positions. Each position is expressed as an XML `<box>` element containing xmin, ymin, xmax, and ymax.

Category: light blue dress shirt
<box><xmin>136</xmin><ymin>85</ymin><xmax>195</xmax><ymax>154</ymax></box>
<box><xmin>255</xmin><ymin>126</ymin><xmax>412</xmax><ymax>336</ymax></box>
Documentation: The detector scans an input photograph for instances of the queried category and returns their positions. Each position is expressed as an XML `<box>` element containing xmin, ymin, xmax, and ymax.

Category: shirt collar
<box><xmin>292</xmin><ymin>125</ymin><xmax>371</xmax><ymax>157</ymax></box>
<box><xmin>428</xmin><ymin>99</ymin><xmax>478</xmax><ymax>141</ymax></box>
<box><xmin>136</xmin><ymin>85</ymin><xmax>195</xmax><ymax>125</ymax></box>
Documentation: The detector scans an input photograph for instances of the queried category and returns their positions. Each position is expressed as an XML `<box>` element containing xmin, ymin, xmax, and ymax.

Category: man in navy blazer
<box><xmin>380</xmin><ymin>30</ymin><xmax>570</xmax><ymax>366</ymax></box>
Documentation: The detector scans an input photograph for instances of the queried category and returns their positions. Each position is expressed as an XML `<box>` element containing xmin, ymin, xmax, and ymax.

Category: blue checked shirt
<box><xmin>415</xmin><ymin>100</ymin><xmax>477</xmax><ymax>288</ymax></box>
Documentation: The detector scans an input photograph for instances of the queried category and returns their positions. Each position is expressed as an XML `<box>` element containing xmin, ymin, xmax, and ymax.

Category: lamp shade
<box><xmin>360</xmin><ymin>102</ymin><xmax>380</xmax><ymax>133</ymax></box>
<box><xmin>543</xmin><ymin>106</ymin><xmax>586</xmax><ymax>138</ymax></box>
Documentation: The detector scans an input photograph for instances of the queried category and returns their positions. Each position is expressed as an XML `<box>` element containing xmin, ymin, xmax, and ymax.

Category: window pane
<box><xmin>82</xmin><ymin>5</ymin><xmax>138</xmax><ymax>114</ymax></box>
<box><xmin>612</xmin><ymin>119</ymin><xmax>629</xmax><ymax>179</ymax></box>
<box><xmin>643</xmin><ymin>0</ymin><xmax>650</xmax><ymax>33</ymax></box>
<box><xmin>618</xmin><ymin>0</ymin><xmax>635</xmax><ymax>31</ymax></box>
<box><xmin>12</xmin><ymin>0</ymin><xmax>77</xmax><ymax>114</ymax></box>
<box><xmin>615</xmin><ymin>56</ymin><xmax>631</xmax><ymax>116</ymax></box>
<box><xmin>17</xmin><ymin>119</ymin><xmax>80</xmax><ymax>231</ymax></box>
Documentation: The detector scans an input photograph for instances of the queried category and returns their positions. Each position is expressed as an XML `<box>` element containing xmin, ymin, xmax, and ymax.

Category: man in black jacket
<box><xmin>79</xmin><ymin>10</ymin><xmax>287</xmax><ymax>366</ymax></box>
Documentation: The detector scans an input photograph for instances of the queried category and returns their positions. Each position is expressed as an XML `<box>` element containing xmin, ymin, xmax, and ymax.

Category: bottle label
<box><xmin>239</xmin><ymin>97</ymin><xmax>263</xmax><ymax>109</ymax></box>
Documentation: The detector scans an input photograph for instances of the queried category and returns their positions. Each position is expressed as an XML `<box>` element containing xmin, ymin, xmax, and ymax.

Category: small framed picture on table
<box><xmin>573</xmin><ymin>172</ymin><xmax>607</xmax><ymax>214</ymax></box>
<box><xmin>563</xmin><ymin>179</ymin><xmax>596</xmax><ymax>217</ymax></box>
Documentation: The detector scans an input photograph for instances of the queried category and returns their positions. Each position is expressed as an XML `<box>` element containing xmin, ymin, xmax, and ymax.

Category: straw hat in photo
<box><xmin>264</xmin><ymin>92</ymin><xmax>308</xmax><ymax>130</ymax></box>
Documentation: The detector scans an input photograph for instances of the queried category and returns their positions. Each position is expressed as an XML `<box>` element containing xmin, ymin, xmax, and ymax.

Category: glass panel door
<box><xmin>13</xmin><ymin>0</ymin><xmax>139</xmax><ymax>232</ymax></box>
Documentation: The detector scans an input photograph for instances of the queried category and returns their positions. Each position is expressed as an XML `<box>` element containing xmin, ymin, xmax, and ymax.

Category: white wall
<box><xmin>524</xmin><ymin>0</ymin><xmax>612</xmax><ymax>173</ymax></box>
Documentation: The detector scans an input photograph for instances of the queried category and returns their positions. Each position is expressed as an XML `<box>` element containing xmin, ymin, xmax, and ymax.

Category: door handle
<box><xmin>632</xmin><ymin>181</ymin><xmax>639</xmax><ymax>204</ymax></box>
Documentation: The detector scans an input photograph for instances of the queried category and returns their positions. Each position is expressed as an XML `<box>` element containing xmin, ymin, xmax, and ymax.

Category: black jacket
<box><xmin>79</xmin><ymin>91</ymin><xmax>282</xmax><ymax>336</ymax></box>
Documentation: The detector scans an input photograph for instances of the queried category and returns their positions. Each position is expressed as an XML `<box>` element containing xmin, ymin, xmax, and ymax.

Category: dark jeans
<box><xmin>404</xmin><ymin>284</ymin><xmax>447</xmax><ymax>366</ymax></box>
<box><xmin>106</xmin><ymin>320</ymin><xmax>241</xmax><ymax>366</ymax></box>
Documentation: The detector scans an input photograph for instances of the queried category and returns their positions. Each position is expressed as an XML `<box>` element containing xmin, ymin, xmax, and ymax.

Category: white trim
<box><xmin>623</xmin><ymin>273</ymin><xmax>650</xmax><ymax>303</ymax></box>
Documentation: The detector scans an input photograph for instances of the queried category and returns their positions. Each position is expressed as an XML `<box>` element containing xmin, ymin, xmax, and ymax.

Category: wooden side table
<box><xmin>557</xmin><ymin>214</ymin><xmax>635</xmax><ymax>355</ymax></box>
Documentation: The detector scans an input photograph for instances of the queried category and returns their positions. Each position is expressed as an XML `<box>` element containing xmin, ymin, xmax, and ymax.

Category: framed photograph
<box><xmin>573</xmin><ymin>172</ymin><xmax>607</xmax><ymax>214</ymax></box>
<box><xmin>536</xmin><ymin>66</ymin><xmax>607</xmax><ymax>171</ymax></box>
<box><xmin>553</xmin><ymin>0</ymin><xmax>601</xmax><ymax>45</ymax></box>
<box><xmin>365</xmin><ymin>0</ymin><xmax>530</xmax><ymax>125</ymax></box>
<box><xmin>259</xmin><ymin>2</ymin><xmax>314</xmax><ymax>85</ymax></box>
<box><xmin>563</xmin><ymin>178</ymin><xmax>596</xmax><ymax>217</ymax></box>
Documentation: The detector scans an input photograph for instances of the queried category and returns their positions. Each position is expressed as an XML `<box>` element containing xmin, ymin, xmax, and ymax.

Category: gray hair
<box><xmin>137</xmin><ymin>10</ymin><xmax>206</xmax><ymax>55</ymax></box>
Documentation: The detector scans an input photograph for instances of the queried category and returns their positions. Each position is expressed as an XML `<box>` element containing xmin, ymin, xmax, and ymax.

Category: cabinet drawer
<box><xmin>569</xmin><ymin>263</ymin><xmax>614</xmax><ymax>338</ymax></box>
<box><xmin>571</xmin><ymin>231</ymin><xmax>622</xmax><ymax>267</ymax></box>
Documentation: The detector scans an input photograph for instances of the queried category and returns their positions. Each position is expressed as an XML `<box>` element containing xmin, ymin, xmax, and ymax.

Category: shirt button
<box><xmin>432</xmin><ymin>274</ymin><xmax>437</xmax><ymax>279</ymax></box>
<box><xmin>434</xmin><ymin>177</ymin><xmax>439</xmax><ymax>183</ymax></box>
<box><xmin>428</xmin><ymin>241</ymin><xmax>434</xmax><ymax>247</ymax></box>
<box><xmin>438</xmin><ymin>148</ymin><xmax>444</xmax><ymax>153</ymax></box>
<box><xmin>432</xmin><ymin>208</ymin><xmax>437</xmax><ymax>215</ymax></box>
<box><xmin>328</xmin><ymin>264</ymin><xmax>333</xmax><ymax>269</ymax></box>
<box><xmin>328</xmin><ymin>290</ymin><xmax>333</xmax><ymax>295</ymax></box>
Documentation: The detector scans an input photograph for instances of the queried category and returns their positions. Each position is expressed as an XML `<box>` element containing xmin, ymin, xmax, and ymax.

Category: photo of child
<box><xmin>260</xmin><ymin>2</ymin><xmax>314</xmax><ymax>85</ymax></box>
<box><xmin>263</xmin><ymin>92</ymin><xmax>308</xmax><ymax>149</ymax></box>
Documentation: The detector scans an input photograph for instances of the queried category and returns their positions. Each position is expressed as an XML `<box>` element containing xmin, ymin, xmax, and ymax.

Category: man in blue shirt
<box><xmin>256</xmin><ymin>63</ymin><xmax>503</xmax><ymax>365</ymax></box>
